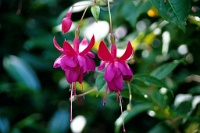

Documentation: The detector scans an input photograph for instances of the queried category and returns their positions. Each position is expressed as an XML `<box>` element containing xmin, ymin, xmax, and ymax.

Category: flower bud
<box><xmin>110</xmin><ymin>33</ymin><xmax>115</xmax><ymax>44</ymax></box>
<box><xmin>126</xmin><ymin>103</ymin><xmax>133</xmax><ymax>112</ymax></box>
<box><xmin>62</xmin><ymin>12</ymin><xmax>72</xmax><ymax>33</ymax></box>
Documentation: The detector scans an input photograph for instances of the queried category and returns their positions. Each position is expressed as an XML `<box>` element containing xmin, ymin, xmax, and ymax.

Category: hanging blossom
<box><xmin>98</xmin><ymin>41</ymin><xmax>133</xmax><ymax>94</ymax></box>
<box><xmin>62</xmin><ymin>11</ymin><xmax>72</xmax><ymax>33</ymax></box>
<box><xmin>53</xmin><ymin>34</ymin><xmax>95</xmax><ymax>121</ymax></box>
<box><xmin>97</xmin><ymin>40</ymin><xmax>134</xmax><ymax>132</ymax></box>
<box><xmin>53</xmin><ymin>35</ymin><xmax>95</xmax><ymax>83</ymax></box>
<box><xmin>53</xmin><ymin>3</ymin><xmax>97</xmax><ymax>122</ymax></box>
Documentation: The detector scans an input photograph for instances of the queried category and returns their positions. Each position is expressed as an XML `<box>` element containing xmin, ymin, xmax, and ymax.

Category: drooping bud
<box><xmin>62</xmin><ymin>11</ymin><xmax>72</xmax><ymax>33</ymax></box>
<box><xmin>110</xmin><ymin>33</ymin><xmax>115</xmax><ymax>44</ymax></box>
<box><xmin>75</xmin><ymin>28</ymin><xmax>80</xmax><ymax>38</ymax></box>
<box><xmin>126</xmin><ymin>103</ymin><xmax>133</xmax><ymax>112</ymax></box>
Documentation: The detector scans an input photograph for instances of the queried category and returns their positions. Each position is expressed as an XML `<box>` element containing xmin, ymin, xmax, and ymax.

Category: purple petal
<box><xmin>107</xmin><ymin>81</ymin><xmax>116</xmax><ymax>92</ymax></box>
<box><xmin>105</xmin><ymin>63</ymin><xmax>116</xmax><ymax>82</ymax></box>
<box><xmin>53</xmin><ymin>55</ymin><xmax>65</xmax><ymax>68</ymax></box>
<box><xmin>62</xmin><ymin>56</ymin><xmax>78</xmax><ymax>67</ymax></box>
<box><xmin>78</xmin><ymin>69</ymin><xmax>84</xmax><ymax>84</ymax></box>
<box><xmin>107</xmin><ymin>76</ymin><xmax>123</xmax><ymax>92</ymax></box>
<box><xmin>114</xmin><ymin>75</ymin><xmax>123</xmax><ymax>90</ymax></box>
<box><xmin>98</xmin><ymin>61</ymin><xmax>106</xmax><ymax>70</ymax></box>
<box><xmin>65</xmin><ymin>66</ymin><xmax>81</xmax><ymax>83</ymax></box>
<box><xmin>77</xmin><ymin>55</ymin><xmax>87</xmax><ymax>72</ymax></box>
<box><xmin>85</xmin><ymin>56</ymin><xmax>95</xmax><ymax>71</ymax></box>
<box><xmin>116</xmin><ymin>62</ymin><xmax>133</xmax><ymax>76</ymax></box>
<box><xmin>87</xmin><ymin>52</ymin><xmax>95</xmax><ymax>58</ymax></box>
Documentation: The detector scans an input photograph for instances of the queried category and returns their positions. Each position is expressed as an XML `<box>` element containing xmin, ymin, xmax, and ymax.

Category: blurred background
<box><xmin>0</xmin><ymin>0</ymin><xmax>200</xmax><ymax>133</ymax></box>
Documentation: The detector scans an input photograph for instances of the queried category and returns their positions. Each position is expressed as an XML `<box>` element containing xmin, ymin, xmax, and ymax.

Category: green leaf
<box><xmin>115</xmin><ymin>103</ymin><xmax>153</xmax><ymax>133</ymax></box>
<box><xmin>95</xmin><ymin>73</ymin><xmax>106</xmax><ymax>94</ymax></box>
<box><xmin>122</xmin><ymin>85</ymin><xmax>149</xmax><ymax>102</ymax></box>
<box><xmin>149</xmin><ymin>88</ymin><xmax>167</xmax><ymax>110</ymax></box>
<box><xmin>188</xmin><ymin>85</ymin><xmax>200</xmax><ymax>94</ymax></box>
<box><xmin>175</xmin><ymin>100</ymin><xmax>192</xmax><ymax>115</ymax></box>
<box><xmin>24</xmin><ymin>35</ymin><xmax>53</xmax><ymax>50</ymax></box>
<box><xmin>151</xmin><ymin>60</ymin><xmax>181</xmax><ymax>79</ymax></box>
<box><xmin>133</xmin><ymin>74</ymin><xmax>168</xmax><ymax>88</ymax></box>
<box><xmin>3</xmin><ymin>55</ymin><xmax>41</xmax><ymax>90</ymax></box>
<box><xmin>149</xmin><ymin>0</ymin><xmax>191</xmax><ymax>31</ymax></box>
<box><xmin>91</xmin><ymin>5</ymin><xmax>100</xmax><ymax>22</ymax></box>
<box><xmin>14</xmin><ymin>114</ymin><xmax>42</xmax><ymax>128</ymax></box>
<box><xmin>48</xmin><ymin>109</ymin><xmax>69</xmax><ymax>133</ymax></box>
<box><xmin>148</xmin><ymin>122</ymin><xmax>174</xmax><ymax>133</ymax></box>
<box><xmin>120</xmin><ymin>0</ymin><xmax>151</xmax><ymax>27</ymax></box>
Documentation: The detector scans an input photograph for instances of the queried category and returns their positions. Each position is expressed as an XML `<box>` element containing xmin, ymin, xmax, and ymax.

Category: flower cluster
<box><xmin>53</xmin><ymin>9</ymin><xmax>96</xmax><ymax>122</ymax></box>
<box><xmin>53</xmin><ymin>2</ymin><xmax>134</xmax><ymax>132</ymax></box>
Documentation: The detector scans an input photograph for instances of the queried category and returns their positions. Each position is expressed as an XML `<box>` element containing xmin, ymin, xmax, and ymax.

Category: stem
<box><xmin>70</xmin><ymin>83</ymin><xmax>74</xmax><ymax>122</ymax></box>
<box><xmin>77</xmin><ymin>6</ymin><xmax>89</xmax><ymax>30</ymax></box>
<box><xmin>77</xmin><ymin>88</ymin><xmax>97</xmax><ymax>97</ymax></box>
<box><xmin>103</xmin><ymin>86</ymin><xmax>109</xmax><ymax>106</ymax></box>
<box><xmin>118</xmin><ymin>91</ymin><xmax>126</xmax><ymax>132</ymax></box>
<box><xmin>107</xmin><ymin>0</ymin><xmax>115</xmax><ymax>44</ymax></box>
<box><xmin>73</xmin><ymin>82</ymin><xmax>76</xmax><ymax>96</ymax></box>
<box><xmin>107</xmin><ymin>0</ymin><xmax>113</xmax><ymax>34</ymax></box>
<box><xmin>127</xmin><ymin>82</ymin><xmax>132</xmax><ymax>104</ymax></box>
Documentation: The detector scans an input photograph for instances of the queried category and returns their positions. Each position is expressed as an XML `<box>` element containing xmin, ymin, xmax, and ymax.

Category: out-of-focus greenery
<box><xmin>1</xmin><ymin>0</ymin><xmax>200</xmax><ymax>133</ymax></box>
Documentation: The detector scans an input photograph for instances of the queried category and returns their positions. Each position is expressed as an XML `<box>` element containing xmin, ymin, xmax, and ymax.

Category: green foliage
<box><xmin>115</xmin><ymin>103</ymin><xmax>153</xmax><ymax>133</ymax></box>
<box><xmin>116</xmin><ymin>0</ymin><xmax>152</xmax><ymax>27</ymax></box>
<box><xmin>95</xmin><ymin>73</ymin><xmax>106</xmax><ymax>95</ymax></box>
<box><xmin>149</xmin><ymin>0</ymin><xmax>191</xmax><ymax>31</ymax></box>
<box><xmin>3</xmin><ymin>55</ymin><xmax>41</xmax><ymax>90</ymax></box>
<box><xmin>91</xmin><ymin>5</ymin><xmax>100</xmax><ymax>22</ymax></box>
<box><xmin>133</xmin><ymin>74</ymin><xmax>169</xmax><ymax>88</ymax></box>
<box><xmin>151</xmin><ymin>60</ymin><xmax>181</xmax><ymax>79</ymax></box>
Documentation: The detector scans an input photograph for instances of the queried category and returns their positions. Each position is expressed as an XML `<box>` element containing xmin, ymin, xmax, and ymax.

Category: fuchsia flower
<box><xmin>98</xmin><ymin>41</ymin><xmax>134</xmax><ymax>93</ymax></box>
<box><xmin>53</xmin><ymin>35</ymin><xmax>95</xmax><ymax>84</ymax></box>
<box><xmin>53</xmin><ymin>35</ymin><xmax>95</xmax><ymax>122</ymax></box>
<box><xmin>98</xmin><ymin>40</ymin><xmax>134</xmax><ymax>132</ymax></box>
<box><xmin>62</xmin><ymin>11</ymin><xmax>72</xmax><ymax>33</ymax></box>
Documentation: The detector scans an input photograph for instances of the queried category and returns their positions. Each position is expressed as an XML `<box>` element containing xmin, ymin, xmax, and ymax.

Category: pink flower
<box><xmin>53</xmin><ymin>35</ymin><xmax>95</xmax><ymax>122</ymax></box>
<box><xmin>98</xmin><ymin>41</ymin><xmax>134</xmax><ymax>92</ymax></box>
<box><xmin>62</xmin><ymin>11</ymin><xmax>72</xmax><ymax>33</ymax></box>
<box><xmin>53</xmin><ymin>35</ymin><xmax>95</xmax><ymax>84</ymax></box>
<box><xmin>97</xmin><ymin>40</ymin><xmax>134</xmax><ymax>132</ymax></box>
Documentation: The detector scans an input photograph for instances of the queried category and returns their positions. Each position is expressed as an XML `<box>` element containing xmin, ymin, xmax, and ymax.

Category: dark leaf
<box><xmin>3</xmin><ymin>55</ymin><xmax>41</xmax><ymax>91</ymax></box>
<box><xmin>151</xmin><ymin>60</ymin><xmax>181</xmax><ymax>79</ymax></box>
<box><xmin>149</xmin><ymin>0</ymin><xmax>191</xmax><ymax>31</ymax></box>
<box><xmin>133</xmin><ymin>74</ymin><xmax>168</xmax><ymax>89</ymax></box>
